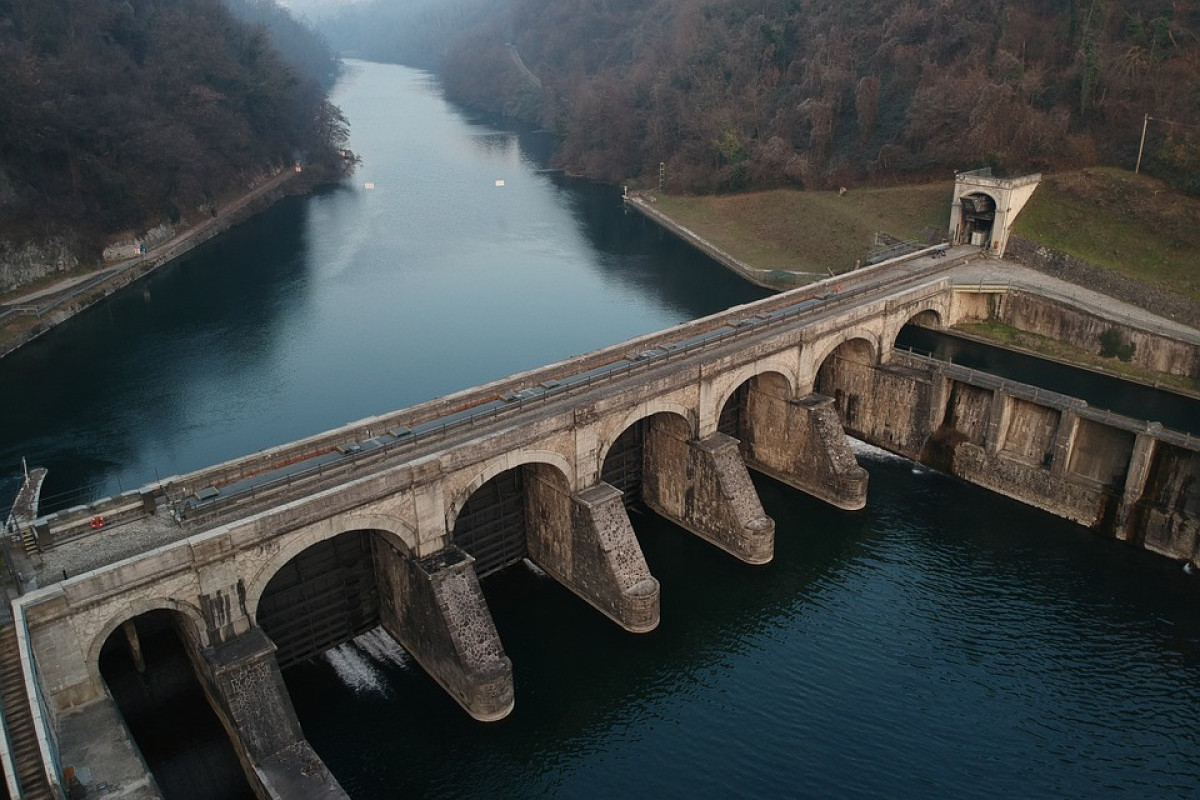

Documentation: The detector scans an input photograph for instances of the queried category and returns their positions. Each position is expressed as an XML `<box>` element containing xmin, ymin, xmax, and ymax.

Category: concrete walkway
<box><xmin>950</xmin><ymin>259</ymin><xmax>1200</xmax><ymax>344</ymax></box>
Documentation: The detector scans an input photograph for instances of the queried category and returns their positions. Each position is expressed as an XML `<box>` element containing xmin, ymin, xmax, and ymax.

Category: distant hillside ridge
<box><xmin>430</xmin><ymin>0</ymin><xmax>1199</xmax><ymax>194</ymax></box>
<box><xmin>0</xmin><ymin>0</ymin><xmax>351</xmax><ymax>269</ymax></box>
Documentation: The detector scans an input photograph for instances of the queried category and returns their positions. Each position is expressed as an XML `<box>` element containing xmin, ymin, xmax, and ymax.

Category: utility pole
<box><xmin>1135</xmin><ymin>113</ymin><xmax>1149</xmax><ymax>174</ymax></box>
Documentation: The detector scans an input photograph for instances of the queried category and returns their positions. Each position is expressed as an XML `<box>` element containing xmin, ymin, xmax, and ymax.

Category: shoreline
<box><xmin>629</xmin><ymin>191</ymin><xmax>1200</xmax><ymax>394</ymax></box>
<box><xmin>623</xmin><ymin>192</ymin><xmax>817</xmax><ymax>290</ymax></box>
<box><xmin>0</xmin><ymin>168</ymin><xmax>320</xmax><ymax>361</ymax></box>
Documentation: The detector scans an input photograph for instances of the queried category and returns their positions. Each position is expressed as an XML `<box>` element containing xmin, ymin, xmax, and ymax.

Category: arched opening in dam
<box><xmin>452</xmin><ymin>469</ymin><xmax>528</xmax><ymax>578</ymax></box>
<box><xmin>601</xmin><ymin>412</ymin><xmax>693</xmax><ymax>514</ymax></box>
<box><xmin>97</xmin><ymin>609</ymin><xmax>254</xmax><ymax>800</ymax></box>
<box><xmin>451</xmin><ymin>462</ymin><xmax>574</xmax><ymax>579</ymax></box>
<box><xmin>905</xmin><ymin>308</ymin><xmax>944</xmax><ymax>331</ymax></box>
<box><xmin>718</xmin><ymin>371</ymin><xmax>793</xmax><ymax>444</ymax></box>
<box><xmin>601</xmin><ymin>419</ymin><xmax>648</xmax><ymax>511</ymax></box>
<box><xmin>256</xmin><ymin>529</ymin><xmax>381</xmax><ymax>669</ymax></box>
<box><xmin>816</xmin><ymin>337</ymin><xmax>878</xmax><ymax>434</ymax></box>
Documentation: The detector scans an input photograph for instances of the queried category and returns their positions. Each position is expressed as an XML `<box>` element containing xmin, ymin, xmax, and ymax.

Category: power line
<box><xmin>1147</xmin><ymin>115</ymin><xmax>1200</xmax><ymax>130</ymax></box>
<box><xmin>1135</xmin><ymin>113</ymin><xmax>1200</xmax><ymax>173</ymax></box>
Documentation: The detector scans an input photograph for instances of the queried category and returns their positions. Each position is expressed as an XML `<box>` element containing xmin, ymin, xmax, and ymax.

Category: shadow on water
<box><xmin>0</xmin><ymin>197</ymin><xmax>314</xmax><ymax>511</ymax></box>
<box><xmin>282</xmin><ymin>449</ymin><xmax>1200</xmax><ymax>799</ymax></box>
<box><xmin>98</xmin><ymin>611</ymin><xmax>255</xmax><ymax>800</ymax></box>
<box><xmin>277</xmin><ymin>469</ymin><xmax>889</xmax><ymax>799</ymax></box>
<box><xmin>455</xmin><ymin>101</ymin><xmax>771</xmax><ymax>318</ymax></box>
<box><xmin>897</xmin><ymin>325</ymin><xmax>1200</xmax><ymax>436</ymax></box>
<box><xmin>552</xmin><ymin>177</ymin><xmax>773</xmax><ymax>317</ymax></box>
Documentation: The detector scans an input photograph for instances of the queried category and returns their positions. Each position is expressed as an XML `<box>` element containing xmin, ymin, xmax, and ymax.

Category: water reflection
<box><xmin>284</xmin><ymin>449</ymin><xmax>1200</xmax><ymax>799</ymax></box>
<box><xmin>0</xmin><ymin>65</ymin><xmax>763</xmax><ymax>509</ymax></box>
<box><xmin>897</xmin><ymin>325</ymin><xmax>1200</xmax><ymax>435</ymax></box>
<box><xmin>0</xmin><ymin>199</ymin><xmax>313</xmax><ymax>506</ymax></box>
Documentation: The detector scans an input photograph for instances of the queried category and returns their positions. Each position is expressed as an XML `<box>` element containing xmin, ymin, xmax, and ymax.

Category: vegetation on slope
<box><xmin>652</xmin><ymin>184</ymin><xmax>950</xmax><ymax>276</ymax></box>
<box><xmin>1013</xmin><ymin>168</ymin><xmax>1200</xmax><ymax>300</ymax></box>
<box><xmin>435</xmin><ymin>0</ymin><xmax>1199</xmax><ymax>194</ymax></box>
<box><xmin>649</xmin><ymin>168</ymin><xmax>1200</xmax><ymax>306</ymax></box>
<box><xmin>0</xmin><ymin>0</ymin><xmax>351</xmax><ymax>259</ymax></box>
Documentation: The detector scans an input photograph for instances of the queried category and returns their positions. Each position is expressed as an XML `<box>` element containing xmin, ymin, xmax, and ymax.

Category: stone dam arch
<box><xmin>12</xmin><ymin>268</ymin><xmax>1198</xmax><ymax>800</ymax></box>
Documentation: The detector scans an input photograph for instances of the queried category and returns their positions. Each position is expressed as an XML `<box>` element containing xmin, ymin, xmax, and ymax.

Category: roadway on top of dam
<box><xmin>20</xmin><ymin>244</ymin><xmax>1193</xmax><ymax>586</ymax></box>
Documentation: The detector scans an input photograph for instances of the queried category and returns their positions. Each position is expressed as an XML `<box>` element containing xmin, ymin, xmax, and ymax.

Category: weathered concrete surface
<box><xmin>948</xmin><ymin>169</ymin><xmax>1041</xmax><ymax>257</ymax></box>
<box><xmin>742</xmin><ymin>384</ymin><xmax>868</xmax><ymax>511</ymax></box>
<box><xmin>376</xmin><ymin>545</ymin><xmax>513</xmax><ymax>722</ymax></box>
<box><xmin>528</xmin><ymin>482</ymin><xmax>660</xmax><ymax>633</ymax></box>
<box><xmin>200</xmin><ymin>628</ymin><xmax>347</xmax><ymax>799</ymax></box>
<box><xmin>995</xmin><ymin>289</ymin><xmax>1200</xmax><ymax>378</ymax></box>
<box><xmin>1129</xmin><ymin>443</ymin><xmax>1200</xmax><ymax>559</ymax></box>
<box><xmin>255</xmin><ymin>742</ymin><xmax>347</xmax><ymax>800</ymax></box>
<box><xmin>643</xmin><ymin>427</ymin><xmax>775</xmax><ymax>565</ymax></box>
<box><xmin>1006</xmin><ymin>235</ymin><xmax>1200</xmax><ymax>331</ymax></box>
<box><xmin>852</xmin><ymin>351</ymin><xmax>1200</xmax><ymax>562</ymax></box>
<box><xmin>56</xmin><ymin>698</ymin><xmax>162</xmax><ymax>799</ymax></box>
<box><xmin>9</xmin><ymin>252</ymin><xmax>1200</xmax><ymax>797</ymax></box>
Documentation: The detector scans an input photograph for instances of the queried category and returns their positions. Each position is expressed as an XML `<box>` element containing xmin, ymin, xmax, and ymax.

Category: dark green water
<box><xmin>3</xmin><ymin>61</ymin><xmax>1200</xmax><ymax>798</ymax></box>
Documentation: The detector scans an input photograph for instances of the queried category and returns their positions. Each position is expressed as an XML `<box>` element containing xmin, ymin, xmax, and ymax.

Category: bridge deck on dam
<box><xmin>14</xmin><ymin>246</ymin><xmax>1200</xmax><ymax>592</ymax></box>
<box><xmin>7</xmin><ymin>243</ymin><xmax>1200</xmax><ymax>800</ymax></box>
<box><xmin>19</xmin><ymin>244</ymin><xmax>986</xmax><ymax>584</ymax></box>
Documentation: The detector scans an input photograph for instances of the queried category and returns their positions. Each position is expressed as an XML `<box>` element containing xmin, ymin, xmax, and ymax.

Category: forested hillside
<box><xmin>436</xmin><ymin>0</ymin><xmax>1200</xmax><ymax>193</ymax></box>
<box><xmin>0</xmin><ymin>0</ymin><xmax>350</xmax><ymax>258</ymax></box>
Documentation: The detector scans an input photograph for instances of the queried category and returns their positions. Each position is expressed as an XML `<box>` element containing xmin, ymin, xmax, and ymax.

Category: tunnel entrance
<box><xmin>959</xmin><ymin>192</ymin><xmax>996</xmax><ymax>247</ymax></box>
<box><xmin>98</xmin><ymin>610</ymin><xmax>254</xmax><ymax>800</ymax></box>
<box><xmin>257</xmin><ymin>530</ymin><xmax>380</xmax><ymax>669</ymax></box>
<box><xmin>453</xmin><ymin>468</ymin><xmax>529</xmax><ymax>577</ymax></box>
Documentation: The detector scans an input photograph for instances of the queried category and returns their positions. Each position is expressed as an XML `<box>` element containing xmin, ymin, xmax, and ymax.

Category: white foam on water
<box><xmin>325</xmin><ymin>641</ymin><xmax>389</xmax><ymax>695</ymax></box>
<box><xmin>352</xmin><ymin>627</ymin><xmax>412</xmax><ymax>670</ymax></box>
<box><xmin>523</xmin><ymin>557</ymin><xmax>548</xmax><ymax>578</ymax></box>
<box><xmin>849</xmin><ymin>437</ymin><xmax>913</xmax><ymax>466</ymax></box>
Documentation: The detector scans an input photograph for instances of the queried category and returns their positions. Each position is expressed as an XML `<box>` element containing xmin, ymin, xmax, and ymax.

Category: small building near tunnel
<box><xmin>949</xmin><ymin>168</ymin><xmax>1041</xmax><ymax>258</ymax></box>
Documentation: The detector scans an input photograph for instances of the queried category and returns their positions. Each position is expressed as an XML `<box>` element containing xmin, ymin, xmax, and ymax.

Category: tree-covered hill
<box><xmin>434</xmin><ymin>0</ymin><xmax>1200</xmax><ymax>193</ymax></box>
<box><xmin>0</xmin><ymin>0</ymin><xmax>350</xmax><ymax>256</ymax></box>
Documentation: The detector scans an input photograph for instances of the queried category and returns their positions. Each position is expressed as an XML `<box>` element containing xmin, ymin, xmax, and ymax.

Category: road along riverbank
<box><xmin>0</xmin><ymin>168</ymin><xmax>322</xmax><ymax>360</ymax></box>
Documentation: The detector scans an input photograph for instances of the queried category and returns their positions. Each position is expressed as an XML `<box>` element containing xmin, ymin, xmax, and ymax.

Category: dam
<box><xmin>1</xmin><ymin>245</ymin><xmax>1198</xmax><ymax>798</ymax></box>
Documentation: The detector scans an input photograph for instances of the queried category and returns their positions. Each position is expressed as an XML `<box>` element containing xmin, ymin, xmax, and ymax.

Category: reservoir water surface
<box><xmin>3</xmin><ymin>62</ymin><xmax>1200</xmax><ymax>799</ymax></box>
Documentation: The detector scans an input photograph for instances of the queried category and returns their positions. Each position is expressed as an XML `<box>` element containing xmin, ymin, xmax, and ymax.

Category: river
<box><xmin>5</xmin><ymin>61</ymin><xmax>1200</xmax><ymax>799</ymax></box>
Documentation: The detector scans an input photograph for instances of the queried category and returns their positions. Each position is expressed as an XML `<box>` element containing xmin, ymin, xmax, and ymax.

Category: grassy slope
<box><xmin>653</xmin><ymin>184</ymin><xmax>951</xmax><ymax>276</ymax></box>
<box><xmin>653</xmin><ymin>169</ymin><xmax>1200</xmax><ymax>302</ymax></box>
<box><xmin>1013</xmin><ymin>168</ymin><xmax>1200</xmax><ymax>301</ymax></box>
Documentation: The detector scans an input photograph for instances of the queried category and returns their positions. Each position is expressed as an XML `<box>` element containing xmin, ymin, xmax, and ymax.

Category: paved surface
<box><xmin>0</xmin><ymin>170</ymin><xmax>300</xmax><ymax>355</ymax></box>
<box><xmin>952</xmin><ymin>259</ymin><xmax>1200</xmax><ymax>344</ymax></box>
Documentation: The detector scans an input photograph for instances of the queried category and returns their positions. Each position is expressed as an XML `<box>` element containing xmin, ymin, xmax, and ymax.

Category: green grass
<box><xmin>653</xmin><ymin>184</ymin><xmax>950</xmax><ymax>276</ymax></box>
<box><xmin>651</xmin><ymin>167</ymin><xmax>1200</xmax><ymax>303</ymax></box>
<box><xmin>1013</xmin><ymin>167</ymin><xmax>1200</xmax><ymax>302</ymax></box>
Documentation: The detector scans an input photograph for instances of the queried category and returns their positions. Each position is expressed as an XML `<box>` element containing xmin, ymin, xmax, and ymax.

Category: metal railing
<box><xmin>38</xmin><ymin>272</ymin><xmax>957</xmax><ymax>538</ymax></box>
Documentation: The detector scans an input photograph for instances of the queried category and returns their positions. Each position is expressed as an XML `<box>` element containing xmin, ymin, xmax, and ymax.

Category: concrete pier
<box><xmin>375</xmin><ymin>545</ymin><xmax>514</xmax><ymax>722</ymax></box>
<box><xmin>643</xmin><ymin>427</ymin><xmax>775</xmax><ymax>565</ymax></box>
<box><xmin>201</xmin><ymin>628</ymin><xmax>347</xmax><ymax>799</ymax></box>
<box><xmin>742</xmin><ymin>391</ymin><xmax>869</xmax><ymax>511</ymax></box>
<box><xmin>527</xmin><ymin>482</ymin><xmax>660</xmax><ymax>633</ymax></box>
<box><xmin>7</xmin><ymin>259</ymin><xmax>1198</xmax><ymax>797</ymax></box>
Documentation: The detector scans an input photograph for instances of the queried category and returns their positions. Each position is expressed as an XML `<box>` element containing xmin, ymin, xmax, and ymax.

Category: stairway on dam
<box><xmin>0</xmin><ymin>626</ymin><xmax>51</xmax><ymax>800</ymax></box>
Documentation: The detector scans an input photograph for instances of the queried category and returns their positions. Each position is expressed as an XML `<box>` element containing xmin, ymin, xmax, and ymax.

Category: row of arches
<box><xmin>92</xmin><ymin>306</ymin><xmax>947</xmax><ymax>796</ymax></box>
